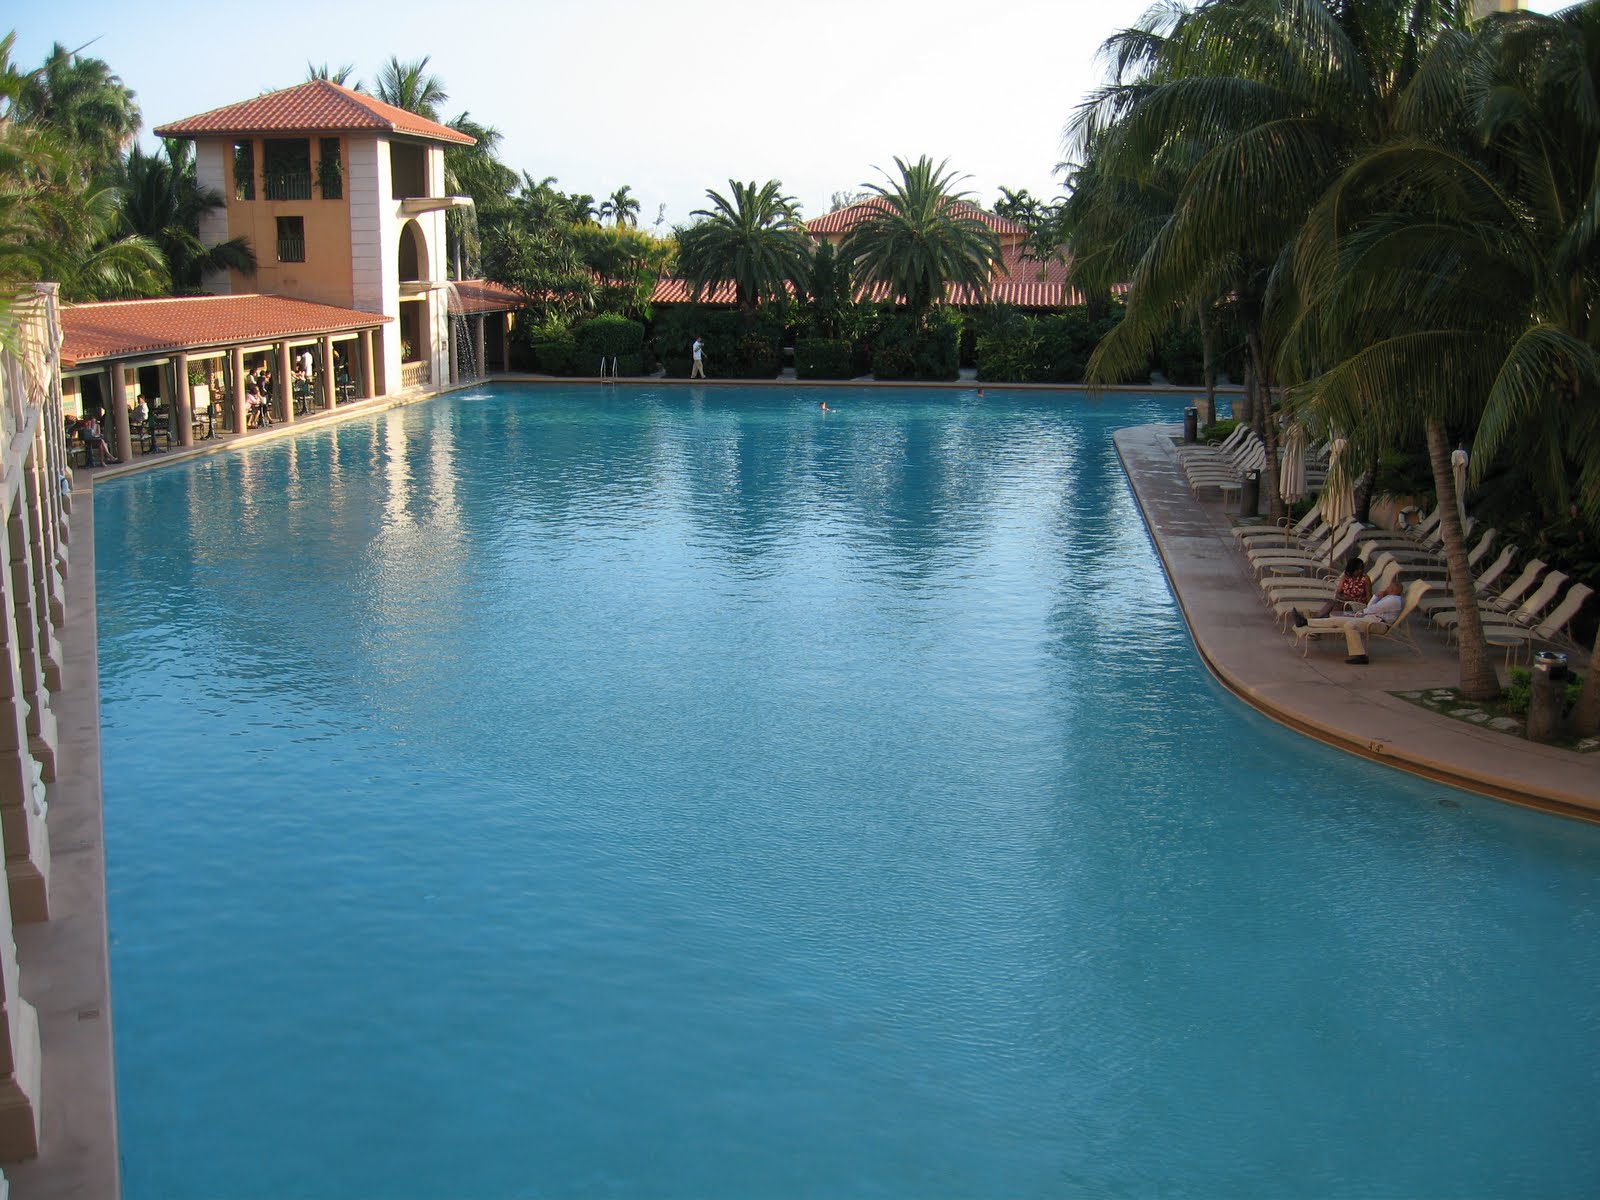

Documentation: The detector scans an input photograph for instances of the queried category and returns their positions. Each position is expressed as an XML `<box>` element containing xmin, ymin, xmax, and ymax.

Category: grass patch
<box><xmin>1393</xmin><ymin>678</ymin><xmax>1598</xmax><ymax>754</ymax></box>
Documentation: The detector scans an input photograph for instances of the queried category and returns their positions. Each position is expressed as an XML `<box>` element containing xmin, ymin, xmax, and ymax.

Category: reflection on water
<box><xmin>95</xmin><ymin>385</ymin><xmax>1600</xmax><ymax>1200</ymax></box>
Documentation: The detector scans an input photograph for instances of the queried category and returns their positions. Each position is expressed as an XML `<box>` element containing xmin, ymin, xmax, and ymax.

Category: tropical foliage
<box><xmin>840</xmin><ymin>156</ymin><xmax>1001</xmax><ymax>319</ymax></box>
<box><xmin>1066</xmin><ymin>0</ymin><xmax>1600</xmax><ymax>717</ymax></box>
<box><xmin>675</xmin><ymin>179</ymin><xmax>812</xmax><ymax>328</ymax></box>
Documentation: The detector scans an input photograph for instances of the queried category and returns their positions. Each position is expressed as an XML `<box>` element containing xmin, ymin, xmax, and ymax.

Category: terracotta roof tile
<box><xmin>154</xmin><ymin>80</ymin><xmax>475</xmax><ymax>146</ymax></box>
<box><xmin>650</xmin><ymin>240</ymin><xmax>1085</xmax><ymax>309</ymax></box>
<box><xmin>449</xmin><ymin>279</ymin><xmax>524</xmax><ymax>314</ymax></box>
<box><xmin>61</xmin><ymin>294</ymin><xmax>391</xmax><ymax>367</ymax></box>
<box><xmin>806</xmin><ymin>198</ymin><xmax>1027</xmax><ymax>238</ymax></box>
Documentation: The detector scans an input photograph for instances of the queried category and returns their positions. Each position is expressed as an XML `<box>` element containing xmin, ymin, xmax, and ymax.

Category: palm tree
<box><xmin>1284</xmin><ymin>5</ymin><xmax>1600</xmax><ymax>710</ymax></box>
<box><xmin>305</xmin><ymin>62</ymin><xmax>359</xmax><ymax>87</ymax></box>
<box><xmin>373</xmin><ymin>55</ymin><xmax>447</xmax><ymax>120</ymax></box>
<box><xmin>839</xmin><ymin>156</ymin><xmax>1001</xmax><ymax>319</ymax></box>
<box><xmin>602</xmin><ymin>185</ymin><xmax>641</xmax><ymax>228</ymax></box>
<box><xmin>15</xmin><ymin>41</ymin><xmax>140</xmax><ymax>180</ymax></box>
<box><xmin>1070</xmin><ymin>1</ymin><xmax>1471</xmax><ymax>527</ymax></box>
<box><xmin>117</xmin><ymin>141</ymin><xmax>256</xmax><ymax>293</ymax></box>
<box><xmin>675</xmin><ymin>179</ymin><xmax>812</xmax><ymax>327</ymax></box>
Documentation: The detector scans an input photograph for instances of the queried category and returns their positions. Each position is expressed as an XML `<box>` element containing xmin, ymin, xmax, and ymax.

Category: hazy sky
<box><xmin>11</xmin><ymin>0</ymin><xmax>1566</xmax><ymax>230</ymax></box>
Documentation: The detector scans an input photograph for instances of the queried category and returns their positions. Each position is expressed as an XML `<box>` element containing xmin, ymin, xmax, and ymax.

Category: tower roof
<box><xmin>154</xmin><ymin>79</ymin><xmax>475</xmax><ymax>146</ymax></box>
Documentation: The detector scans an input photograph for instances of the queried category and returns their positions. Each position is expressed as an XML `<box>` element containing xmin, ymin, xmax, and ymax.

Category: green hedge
<box><xmin>871</xmin><ymin>310</ymin><xmax>961</xmax><ymax>381</ymax></box>
<box><xmin>795</xmin><ymin>338</ymin><xmax>855</xmax><ymax>380</ymax></box>
<box><xmin>577</xmin><ymin>314</ymin><xmax>645</xmax><ymax>359</ymax></box>
<box><xmin>531</xmin><ymin>339</ymin><xmax>577</xmax><ymax>374</ymax></box>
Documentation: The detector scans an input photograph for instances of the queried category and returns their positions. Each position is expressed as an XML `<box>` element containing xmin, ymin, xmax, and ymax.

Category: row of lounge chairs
<box><xmin>1233</xmin><ymin>503</ymin><xmax>1591</xmax><ymax>664</ymax></box>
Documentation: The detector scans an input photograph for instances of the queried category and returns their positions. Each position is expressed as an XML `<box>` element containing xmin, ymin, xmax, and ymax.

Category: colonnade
<box><xmin>96</xmin><ymin>327</ymin><xmax>381</xmax><ymax>460</ymax></box>
<box><xmin>0</xmin><ymin>285</ymin><xmax>77</xmax><ymax>1160</ymax></box>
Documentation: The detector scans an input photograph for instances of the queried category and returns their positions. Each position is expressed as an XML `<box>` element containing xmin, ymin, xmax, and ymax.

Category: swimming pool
<box><xmin>96</xmin><ymin>384</ymin><xmax>1600</xmax><ymax>1198</ymax></box>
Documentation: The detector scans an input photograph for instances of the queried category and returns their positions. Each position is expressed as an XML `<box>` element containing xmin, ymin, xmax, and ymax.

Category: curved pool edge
<box><xmin>1114</xmin><ymin>423</ymin><xmax>1600</xmax><ymax>823</ymax></box>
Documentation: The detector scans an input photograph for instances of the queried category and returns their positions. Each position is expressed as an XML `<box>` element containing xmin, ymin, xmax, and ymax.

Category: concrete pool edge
<box><xmin>7</xmin><ymin>478</ymin><xmax>120</xmax><ymax>1198</ymax></box>
<box><xmin>1115</xmin><ymin>423</ymin><xmax>1598</xmax><ymax>822</ymax></box>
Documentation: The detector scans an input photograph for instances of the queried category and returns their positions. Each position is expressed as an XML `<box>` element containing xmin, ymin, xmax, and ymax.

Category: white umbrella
<box><xmin>1278</xmin><ymin>424</ymin><xmax>1308</xmax><ymax>506</ymax></box>
<box><xmin>1320</xmin><ymin>436</ymin><xmax>1354</xmax><ymax>566</ymax></box>
<box><xmin>1451</xmin><ymin>445</ymin><xmax>1470</xmax><ymax>527</ymax></box>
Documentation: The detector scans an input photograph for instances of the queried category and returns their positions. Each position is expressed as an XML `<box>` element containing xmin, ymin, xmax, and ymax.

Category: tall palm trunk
<box><xmin>1572</xmin><ymin>626</ymin><xmax>1600</xmax><ymax>736</ymax></box>
<box><xmin>1244</xmin><ymin>324</ymin><xmax>1284</xmax><ymax>523</ymax></box>
<box><xmin>1427</xmin><ymin>419</ymin><xmax>1498</xmax><ymax>701</ymax></box>
<box><xmin>1198</xmin><ymin>302</ymin><xmax>1216</xmax><ymax>420</ymax></box>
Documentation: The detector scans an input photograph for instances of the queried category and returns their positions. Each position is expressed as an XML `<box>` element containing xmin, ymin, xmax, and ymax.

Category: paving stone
<box><xmin>1488</xmin><ymin>718</ymin><xmax>1523</xmax><ymax>733</ymax></box>
<box><xmin>1449</xmin><ymin>707</ymin><xmax>1479</xmax><ymax>717</ymax></box>
<box><xmin>1398</xmin><ymin>691</ymin><xmax>1422</xmax><ymax>700</ymax></box>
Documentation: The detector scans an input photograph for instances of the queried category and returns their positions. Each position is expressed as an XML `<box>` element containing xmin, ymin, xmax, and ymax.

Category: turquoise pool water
<box><xmin>96</xmin><ymin>385</ymin><xmax>1600</xmax><ymax>1199</ymax></box>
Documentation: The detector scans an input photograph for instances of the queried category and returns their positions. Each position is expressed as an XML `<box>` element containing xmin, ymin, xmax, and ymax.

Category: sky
<box><xmin>11</xmin><ymin>0</ymin><xmax>1567</xmax><ymax>231</ymax></box>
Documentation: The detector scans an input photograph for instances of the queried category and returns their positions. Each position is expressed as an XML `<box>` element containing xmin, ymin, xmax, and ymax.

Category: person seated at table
<box><xmin>131</xmin><ymin>393</ymin><xmax>148</xmax><ymax>428</ymax></box>
<box><xmin>246</xmin><ymin>371</ymin><xmax>273</xmax><ymax>426</ymax></box>
<box><xmin>1309</xmin><ymin>556</ymin><xmax>1373</xmax><ymax>619</ymax></box>
<box><xmin>81</xmin><ymin>411</ymin><xmax>118</xmax><ymax>465</ymax></box>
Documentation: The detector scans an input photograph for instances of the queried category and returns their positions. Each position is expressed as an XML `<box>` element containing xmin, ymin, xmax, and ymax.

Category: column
<box><xmin>230</xmin><ymin>348</ymin><xmax>247</xmax><ymax>434</ymax></box>
<box><xmin>21</xmin><ymin>462</ymin><xmax>62</xmax><ymax>691</ymax></box>
<box><xmin>276</xmin><ymin>341</ymin><xmax>294</xmax><ymax>426</ymax></box>
<box><xmin>320</xmin><ymin>335</ymin><xmax>336</xmax><ymax>410</ymax></box>
<box><xmin>28</xmin><ymin>431</ymin><xmax>64</xmax><ymax>632</ymax></box>
<box><xmin>475</xmin><ymin>316</ymin><xmax>487</xmax><ymax>379</ymax></box>
<box><xmin>359</xmin><ymin>329</ymin><xmax>375</xmax><ymax>399</ymax></box>
<box><xmin>0</xmin><ymin>529</ymin><xmax>49</xmax><ymax>926</ymax></box>
<box><xmin>8</xmin><ymin>511</ymin><xmax>56</xmax><ymax>785</ymax></box>
<box><xmin>447</xmin><ymin>315</ymin><xmax>459</xmax><ymax>387</ymax></box>
<box><xmin>109</xmin><ymin>364</ymin><xmax>132</xmax><ymax>464</ymax></box>
<box><xmin>0</xmin><ymin>843</ymin><xmax>42</xmax><ymax>1160</ymax></box>
<box><xmin>175</xmin><ymin>351</ymin><xmax>194</xmax><ymax>447</ymax></box>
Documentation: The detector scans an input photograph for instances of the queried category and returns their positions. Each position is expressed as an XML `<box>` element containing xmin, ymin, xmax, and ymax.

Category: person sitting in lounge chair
<box><xmin>1308</xmin><ymin>555</ymin><xmax>1372</xmax><ymax>618</ymax></box>
<box><xmin>1293</xmin><ymin>578</ymin><xmax>1404</xmax><ymax>664</ymax></box>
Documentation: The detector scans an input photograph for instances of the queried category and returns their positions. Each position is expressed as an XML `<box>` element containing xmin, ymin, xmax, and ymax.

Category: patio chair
<box><xmin>1293</xmin><ymin>578</ymin><xmax>1431</xmax><ymax>658</ymax></box>
<box><xmin>1416</xmin><ymin>543</ymin><xmax>1518</xmax><ymax>617</ymax></box>
<box><xmin>1442</xmin><ymin>570</ymin><xmax>1568</xmax><ymax>642</ymax></box>
<box><xmin>1430</xmin><ymin>558</ymin><xmax>1547</xmax><ymax>631</ymax></box>
<box><xmin>1474</xmin><ymin>583</ymin><xmax>1593</xmax><ymax>658</ymax></box>
<box><xmin>1232</xmin><ymin>501</ymin><xmax>1323</xmax><ymax>546</ymax></box>
<box><xmin>1248</xmin><ymin>523</ymin><xmax>1363</xmax><ymax>578</ymax></box>
<box><xmin>1269</xmin><ymin>558</ymin><xmax>1401</xmax><ymax>629</ymax></box>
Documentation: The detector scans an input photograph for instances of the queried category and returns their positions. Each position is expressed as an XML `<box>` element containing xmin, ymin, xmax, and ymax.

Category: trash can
<box><xmin>1183</xmin><ymin>407</ymin><xmax>1199</xmax><ymax>443</ymax></box>
<box><xmin>1239</xmin><ymin>468</ymin><xmax>1261</xmax><ymax>517</ymax></box>
<box><xmin>1526</xmin><ymin>651</ymin><xmax>1570</xmax><ymax>743</ymax></box>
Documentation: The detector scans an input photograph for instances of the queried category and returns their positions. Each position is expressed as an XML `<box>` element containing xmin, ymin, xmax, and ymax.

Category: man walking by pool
<box><xmin>690</xmin><ymin>336</ymin><xmax>706</xmax><ymax>379</ymax></box>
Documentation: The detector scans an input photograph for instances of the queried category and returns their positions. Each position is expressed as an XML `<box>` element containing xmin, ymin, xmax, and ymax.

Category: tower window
<box><xmin>276</xmin><ymin>217</ymin><xmax>306</xmax><ymax>263</ymax></box>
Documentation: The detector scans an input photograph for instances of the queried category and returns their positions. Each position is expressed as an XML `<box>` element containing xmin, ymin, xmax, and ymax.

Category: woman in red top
<box><xmin>1313</xmin><ymin>556</ymin><xmax>1373</xmax><ymax>618</ymax></box>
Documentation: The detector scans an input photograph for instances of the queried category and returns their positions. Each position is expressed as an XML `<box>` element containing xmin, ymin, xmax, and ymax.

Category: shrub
<box><xmin>531</xmin><ymin>338</ymin><xmax>577</xmax><ymax>375</ymax></box>
<box><xmin>733</xmin><ymin>332</ymin><xmax>781</xmax><ymax>378</ymax></box>
<box><xmin>872</xmin><ymin>310</ymin><xmax>961</xmax><ymax>381</ymax></box>
<box><xmin>795</xmin><ymin>338</ymin><xmax>855</xmax><ymax>380</ymax></box>
<box><xmin>1153</xmin><ymin>321</ymin><xmax>1205</xmax><ymax>385</ymax></box>
<box><xmin>1200</xmin><ymin>417</ymin><xmax>1239</xmax><ymax>444</ymax></box>
<box><xmin>577</xmin><ymin>313</ymin><xmax>645</xmax><ymax>360</ymax></box>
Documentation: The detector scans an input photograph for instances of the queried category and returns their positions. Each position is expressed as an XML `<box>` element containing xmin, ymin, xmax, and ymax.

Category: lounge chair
<box><xmin>1475</xmin><ymin>583</ymin><xmax>1593</xmax><ymax>657</ymax></box>
<box><xmin>1293</xmin><ymin>579</ymin><xmax>1431</xmax><ymax>658</ymax></box>
<box><xmin>1249</xmin><ymin>523</ymin><xmax>1364</xmax><ymax>578</ymax></box>
<box><xmin>1416</xmin><ymin>543</ymin><xmax>1518</xmax><ymax>616</ymax></box>
<box><xmin>1429</xmin><ymin>558</ymin><xmax>1546</xmax><ymax>630</ymax></box>
<box><xmin>1442</xmin><ymin>570</ymin><xmax>1568</xmax><ymax>642</ymax></box>
<box><xmin>1232</xmin><ymin>501</ymin><xmax>1323</xmax><ymax>546</ymax></box>
<box><xmin>1269</xmin><ymin>558</ymin><xmax>1401</xmax><ymax>628</ymax></box>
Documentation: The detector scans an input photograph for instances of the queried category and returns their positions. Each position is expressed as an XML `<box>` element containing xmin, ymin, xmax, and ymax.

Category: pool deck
<box><xmin>1115</xmin><ymin>423</ymin><xmax>1599</xmax><ymax>820</ymax></box>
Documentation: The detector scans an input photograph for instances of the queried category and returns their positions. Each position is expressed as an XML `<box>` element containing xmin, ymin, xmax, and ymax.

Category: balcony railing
<box><xmin>277</xmin><ymin>235</ymin><xmax>306</xmax><ymax>263</ymax></box>
<box><xmin>401</xmin><ymin>361</ymin><xmax>430</xmax><ymax>390</ymax></box>
<box><xmin>264</xmin><ymin>171</ymin><xmax>313</xmax><ymax>201</ymax></box>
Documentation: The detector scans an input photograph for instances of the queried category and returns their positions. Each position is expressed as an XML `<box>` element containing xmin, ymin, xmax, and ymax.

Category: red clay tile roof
<box><xmin>449</xmin><ymin>279</ymin><xmax>525</xmax><ymax>314</ymax></box>
<box><xmin>650</xmin><ymin>242</ymin><xmax>1087</xmax><ymax>308</ymax></box>
<box><xmin>805</xmin><ymin>198</ymin><xmax>1027</xmax><ymax>238</ymax></box>
<box><xmin>61</xmin><ymin>295</ymin><xmax>391</xmax><ymax>367</ymax></box>
<box><xmin>154</xmin><ymin>80</ymin><xmax>475</xmax><ymax>146</ymax></box>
